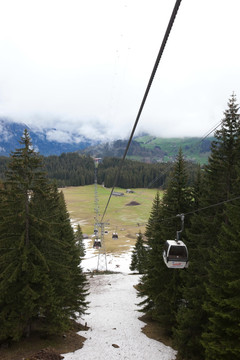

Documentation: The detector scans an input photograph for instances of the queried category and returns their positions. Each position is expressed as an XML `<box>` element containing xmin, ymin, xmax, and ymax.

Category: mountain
<box><xmin>79</xmin><ymin>135</ymin><xmax>213</xmax><ymax>164</ymax></box>
<box><xmin>0</xmin><ymin>118</ymin><xmax>97</xmax><ymax>156</ymax></box>
<box><xmin>0</xmin><ymin>119</ymin><xmax>213</xmax><ymax>163</ymax></box>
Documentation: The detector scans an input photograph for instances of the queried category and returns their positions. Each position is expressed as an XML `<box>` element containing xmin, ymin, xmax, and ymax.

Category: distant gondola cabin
<box><xmin>93</xmin><ymin>239</ymin><xmax>101</xmax><ymax>249</ymax></box>
<box><xmin>163</xmin><ymin>240</ymin><xmax>188</xmax><ymax>269</ymax></box>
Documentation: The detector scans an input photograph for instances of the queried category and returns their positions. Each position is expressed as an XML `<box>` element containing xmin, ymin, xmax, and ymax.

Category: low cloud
<box><xmin>0</xmin><ymin>122</ymin><xmax>14</xmax><ymax>142</ymax></box>
<box><xmin>46</xmin><ymin>129</ymin><xmax>76</xmax><ymax>143</ymax></box>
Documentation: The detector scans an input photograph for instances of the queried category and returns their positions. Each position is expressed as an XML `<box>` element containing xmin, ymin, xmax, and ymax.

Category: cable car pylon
<box><xmin>92</xmin><ymin>158</ymin><xmax>108</xmax><ymax>271</ymax></box>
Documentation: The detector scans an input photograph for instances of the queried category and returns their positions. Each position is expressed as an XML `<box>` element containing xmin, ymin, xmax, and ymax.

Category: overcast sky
<box><xmin>0</xmin><ymin>0</ymin><xmax>240</xmax><ymax>143</ymax></box>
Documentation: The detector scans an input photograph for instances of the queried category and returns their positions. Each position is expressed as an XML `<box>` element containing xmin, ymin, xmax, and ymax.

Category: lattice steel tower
<box><xmin>93</xmin><ymin>158</ymin><xmax>108</xmax><ymax>271</ymax></box>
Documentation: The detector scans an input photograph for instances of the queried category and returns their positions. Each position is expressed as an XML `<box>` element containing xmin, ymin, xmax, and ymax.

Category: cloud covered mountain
<box><xmin>0</xmin><ymin>118</ymin><xmax>212</xmax><ymax>164</ymax></box>
<box><xmin>0</xmin><ymin>118</ymin><xmax>98</xmax><ymax>156</ymax></box>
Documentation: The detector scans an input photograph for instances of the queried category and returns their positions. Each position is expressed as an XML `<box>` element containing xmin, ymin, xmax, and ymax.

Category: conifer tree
<box><xmin>138</xmin><ymin>150</ymin><xmax>193</xmax><ymax>333</ymax></box>
<box><xmin>0</xmin><ymin>130</ymin><xmax>54</xmax><ymax>340</ymax></box>
<box><xmin>201</xmin><ymin>200</ymin><xmax>240</xmax><ymax>360</ymax></box>
<box><xmin>30</xmin><ymin>185</ymin><xmax>88</xmax><ymax>334</ymax></box>
<box><xmin>0</xmin><ymin>130</ymin><xmax>88</xmax><ymax>341</ymax></box>
<box><xmin>75</xmin><ymin>224</ymin><xmax>85</xmax><ymax>258</ymax></box>
<box><xmin>130</xmin><ymin>232</ymin><xmax>148</xmax><ymax>274</ymax></box>
<box><xmin>200</xmin><ymin>94</ymin><xmax>240</xmax><ymax>359</ymax></box>
<box><xmin>51</xmin><ymin>189</ymin><xmax>88</xmax><ymax>325</ymax></box>
<box><xmin>138</xmin><ymin>191</ymin><xmax>163</xmax><ymax>315</ymax></box>
<box><xmin>173</xmin><ymin>168</ymin><xmax>207</xmax><ymax>360</ymax></box>
<box><xmin>173</xmin><ymin>94</ymin><xmax>240</xmax><ymax>360</ymax></box>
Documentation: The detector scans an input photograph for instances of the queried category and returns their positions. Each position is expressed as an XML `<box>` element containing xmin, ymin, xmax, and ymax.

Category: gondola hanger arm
<box><xmin>176</xmin><ymin>213</ymin><xmax>184</xmax><ymax>241</ymax></box>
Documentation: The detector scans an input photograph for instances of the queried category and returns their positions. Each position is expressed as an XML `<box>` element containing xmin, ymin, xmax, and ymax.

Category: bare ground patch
<box><xmin>139</xmin><ymin>314</ymin><xmax>175</xmax><ymax>349</ymax></box>
<box><xmin>0</xmin><ymin>321</ymin><xmax>87</xmax><ymax>360</ymax></box>
<box><xmin>125</xmin><ymin>201</ymin><xmax>140</xmax><ymax>206</ymax></box>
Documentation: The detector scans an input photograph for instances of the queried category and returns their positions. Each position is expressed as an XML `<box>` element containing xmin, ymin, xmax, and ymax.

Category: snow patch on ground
<box><xmin>82</xmin><ymin>238</ymin><xmax>134</xmax><ymax>273</ymax></box>
<box><xmin>62</xmin><ymin>240</ymin><xmax>177</xmax><ymax>360</ymax></box>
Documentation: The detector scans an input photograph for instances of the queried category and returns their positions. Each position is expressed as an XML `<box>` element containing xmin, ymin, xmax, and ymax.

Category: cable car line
<box><xmin>101</xmin><ymin>119</ymin><xmax>234</xmax><ymax>233</ymax></box>
<box><xmin>184</xmin><ymin>194</ymin><xmax>240</xmax><ymax>216</ymax></box>
<box><xmin>124</xmin><ymin>118</ymin><xmax>224</xmax><ymax>210</ymax></box>
<box><xmin>153</xmin><ymin>194</ymin><xmax>240</xmax><ymax>226</ymax></box>
<box><xmin>112</xmin><ymin>123</ymin><xmax>219</xmax><ymax>220</ymax></box>
<box><xmin>100</xmin><ymin>0</ymin><xmax>183</xmax><ymax>223</ymax></box>
<box><xmin>110</xmin><ymin>194</ymin><xmax>240</xmax><ymax>232</ymax></box>
<box><xmin>196</xmin><ymin>120</ymin><xmax>222</xmax><ymax>144</ymax></box>
<box><xmin>94</xmin><ymin>0</ymin><xmax>226</xmax><ymax>268</ymax></box>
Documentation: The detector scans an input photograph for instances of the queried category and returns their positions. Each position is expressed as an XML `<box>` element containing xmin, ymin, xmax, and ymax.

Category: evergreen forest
<box><xmin>131</xmin><ymin>94</ymin><xmax>240</xmax><ymax>360</ymax></box>
<box><xmin>0</xmin><ymin>130</ymin><xmax>88</xmax><ymax>343</ymax></box>
<box><xmin>0</xmin><ymin>152</ymin><xmax>199</xmax><ymax>189</ymax></box>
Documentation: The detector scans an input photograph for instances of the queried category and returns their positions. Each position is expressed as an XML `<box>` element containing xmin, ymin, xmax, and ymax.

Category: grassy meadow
<box><xmin>61</xmin><ymin>185</ymin><xmax>160</xmax><ymax>253</ymax></box>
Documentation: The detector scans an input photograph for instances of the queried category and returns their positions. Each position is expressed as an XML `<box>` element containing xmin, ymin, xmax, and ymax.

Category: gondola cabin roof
<box><xmin>165</xmin><ymin>240</ymin><xmax>185</xmax><ymax>246</ymax></box>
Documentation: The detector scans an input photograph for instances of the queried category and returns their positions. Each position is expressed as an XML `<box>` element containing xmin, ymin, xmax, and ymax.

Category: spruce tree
<box><xmin>75</xmin><ymin>224</ymin><xmax>85</xmax><ymax>258</ymax></box>
<box><xmin>0</xmin><ymin>130</ymin><xmax>54</xmax><ymax>340</ymax></box>
<box><xmin>200</xmin><ymin>94</ymin><xmax>240</xmax><ymax>359</ymax></box>
<box><xmin>50</xmin><ymin>189</ymin><xmax>88</xmax><ymax>326</ymax></box>
<box><xmin>152</xmin><ymin>149</ymin><xmax>192</xmax><ymax>331</ymax></box>
<box><xmin>138</xmin><ymin>191</ymin><xmax>163</xmax><ymax>316</ymax></box>
<box><xmin>0</xmin><ymin>130</ymin><xmax>88</xmax><ymax>341</ymax></box>
<box><xmin>173</xmin><ymin>168</ymin><xmax>207</xmax><ymax>360</ymax></box>
<box><xmin>130</xmin><ymin>232</ymin><xmax>148</xmax><ymax>274</ymax></box>
<box><xmin>173</xmin><ymin>94</ymin><xmax>240</xmax><ymax>360</ymax></box>
<box><xmin>138</xmin><ymin>150</ymin><xmax>193</xmax><ymax>333</ymax></box>
<box><xmin>201</xmin><ymin>200</ymin><xmax>240</xmax><ymax>360</ymax></box>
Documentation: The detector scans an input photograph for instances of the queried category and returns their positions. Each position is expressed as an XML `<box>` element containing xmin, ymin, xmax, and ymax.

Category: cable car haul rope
<box><xmin>90</xmin><ymin>0</ymin><xmax>240</xmax><ymax>271</ymax></box>
<box><xmin>100</xmin><ymin>0</ymin><xmax>183</xmax><ymax>223</ymax></box>
<box><xmin>92</xmin><ymin>0</ymin><xmax>232</xmax><ymax>270</ymax></box>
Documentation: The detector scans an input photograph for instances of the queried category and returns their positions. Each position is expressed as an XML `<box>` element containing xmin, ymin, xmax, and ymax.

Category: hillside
<box><xmin>0</xmin><ymin>118</ymin><xmax>213</xmax><ymax>163</ymax></box>
<box><xmin>80</xmin><ymin>135</ymin><xmax>213</xmax><ymax>164</ymax></box>
<box><xmin>134</xmin><ymin>135</ymin><xmax>213</xmax><ymax>164</ymax></box>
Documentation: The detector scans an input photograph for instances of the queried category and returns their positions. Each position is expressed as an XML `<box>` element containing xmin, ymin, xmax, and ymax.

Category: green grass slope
<box><xmin>61</xmin><ymin>185</ymin><xmax>159</xmax><ymax>253</ymax></box>
<box><xmin>134</xmin><ymin>135</ymin><xmax>213</xmax><ymax>164</ymax></box>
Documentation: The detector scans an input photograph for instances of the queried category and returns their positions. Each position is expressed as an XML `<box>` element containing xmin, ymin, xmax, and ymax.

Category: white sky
<box><xmin>0</xmin><ymin>0</ymin><xmax>240</xmax><ymax>142</ymax></box>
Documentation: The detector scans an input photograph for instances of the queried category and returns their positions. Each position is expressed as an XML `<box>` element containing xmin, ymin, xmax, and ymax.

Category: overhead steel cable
<box><xmin>154</xmin><ymin>194</ymin><xmax>240</xmax><ymax>225</ymax></box>
<box><xmin>101</xmin><ymin>194</ymin><xmax>240</xmax><ymax>231</ymax></box>
<box><xmin>194</xmin><ymin>120</ymin><xmax>222</xmax><ymax>146</ymax></box>
<box><xmin>118</xmin><ymin>127</ymin><xmax>219</xmax><ymax>214</ymax></box>
<box><xmin>101</xmin><ymin>0</ymin><xmax>183</xmax><ymax>222</ymax></box>
<box><xmin>184</xmin><ymin>195</ymin><xmax>240</xmax><ymax>216</ymax></box>
<box><xmin>128</xmin><ymin>118</ymin><xmax>225</xmax><ymax>206</ymax></box>
<box><xmin>144</xmin><ymin>121</ymin><xmax>223</xmax><ymax>189</ymax></box>
<box><xmin>106</xmin><ymin>110</ymin><xmax>226</xmax><ymax>226</ymax></box>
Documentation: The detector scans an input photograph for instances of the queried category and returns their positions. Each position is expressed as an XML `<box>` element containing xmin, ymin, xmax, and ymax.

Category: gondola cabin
<box><xmin>163</xmin><ymin>240</ymin><xmax>188</xmax><ymax>269</ymax></box>
<box><xmin>93</xmin><ymin>239</ymin><xmax>101</xmax><ymax>249</ymax></box>
<box><xmin>112</xmin><ymin>232</ymin><xmax>118</xmax><ymax>239</ymax></box>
